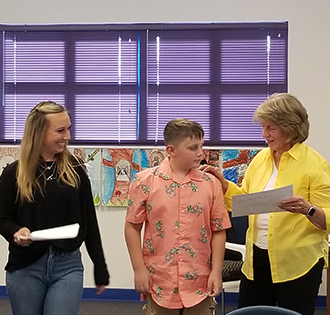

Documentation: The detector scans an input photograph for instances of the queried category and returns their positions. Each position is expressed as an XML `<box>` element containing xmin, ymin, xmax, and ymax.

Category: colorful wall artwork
<box><xmin>85</xmin><ymin>148</ymin><xmax>102</xmax><ymax>206</ymax></box>
<box><xmin>0</xmin><ymin>146</ymin><xmax>261</xmax><ymax>207</ymax></box>
<box><xmin>101</xmin><ymin>148</ymin><xmax>167</xmax><ymax>206</ymax></box>
<box><xmin>201</xmin><ymin>149</ymin><xmax>260</xmax><ymax>186</ymax></box>
<box><xmin>144</xmin><ymin>149</ymin><xmax>167</xmax><ymax>170</ymax></box>
<box><xmin>102</xmin><ymin>148</ymin><xmax>137</xmax><ymax>207</ymax></box>
<box><xmin>221</xmin><ymin>149</ymin><xmax>260</xmax><ymax>186</ymax></box>
<box><xmin>0</xmin><ymin>147</ymin><xmax>20</xmax><ymax>176</ymax></box>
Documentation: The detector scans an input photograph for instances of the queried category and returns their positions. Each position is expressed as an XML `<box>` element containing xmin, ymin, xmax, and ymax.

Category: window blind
<box><xmin>0</xmin><ymin>23</ymin><xmax>288</xmax><ymax>145</ymax></box>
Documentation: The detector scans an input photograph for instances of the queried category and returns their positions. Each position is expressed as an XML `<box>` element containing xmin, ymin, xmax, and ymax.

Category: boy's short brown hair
<box><xmin>163</xmin><ymin>118</ymin><xmax>204</xmax><ymax>146</ymax></box>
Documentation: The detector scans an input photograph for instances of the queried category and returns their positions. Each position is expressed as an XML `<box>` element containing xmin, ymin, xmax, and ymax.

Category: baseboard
<box><xmin>82</xmin><ymin>287</ymin><xmax>140</xmax><ymax>302</ymax></box>
<box><xmin>0</xmin><ymin>286</ymin><xmax>6</xmax><ymax>298</ymax></box>
<box><xmin>0</xmin><ymin>286</ymin><xmax>326</xmax><ymax>309</ymax></box>
<box><xmin>215</xmin><ymin>292</ymin><xmax>326</xmax><ymax>310</ymax></box>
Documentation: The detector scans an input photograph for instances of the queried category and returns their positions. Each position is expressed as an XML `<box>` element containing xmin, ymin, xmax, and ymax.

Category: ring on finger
<box><xmin>17</xmin><ymin>236</ymin><xmax>20</xmax><ymax>241</ymax></box>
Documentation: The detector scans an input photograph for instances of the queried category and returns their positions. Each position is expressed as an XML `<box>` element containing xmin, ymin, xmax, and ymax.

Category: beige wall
<box><xmin>1</xmin><ymin>0</ymin><xmax>330</xmax><ymax>296</ymax></box>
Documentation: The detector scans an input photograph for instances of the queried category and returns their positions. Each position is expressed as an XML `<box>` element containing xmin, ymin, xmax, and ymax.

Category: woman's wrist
<box><xmin>306</xmin><ymin>204</ymin><xmax>316</xmax><ymax>217</ymax></box>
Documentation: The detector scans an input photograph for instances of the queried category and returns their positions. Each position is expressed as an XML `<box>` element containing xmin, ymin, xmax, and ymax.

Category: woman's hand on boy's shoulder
<box><xmin>199</xmin><ymin>165</ymin><xmax>228</xmax><ymax>193</ymax></box>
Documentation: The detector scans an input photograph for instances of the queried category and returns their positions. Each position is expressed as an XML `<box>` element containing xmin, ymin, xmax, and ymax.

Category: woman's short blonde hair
<box><xmin>253</xmin><ymin>93</ymin><xmax>309</xmax><ymax>144</ymax></box>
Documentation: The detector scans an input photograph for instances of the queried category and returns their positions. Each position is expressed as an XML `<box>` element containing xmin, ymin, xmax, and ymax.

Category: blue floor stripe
<box><xmin>0</xmin><ymin>286</ymin><xmax>326</xmax><ymax>309</ymax></box>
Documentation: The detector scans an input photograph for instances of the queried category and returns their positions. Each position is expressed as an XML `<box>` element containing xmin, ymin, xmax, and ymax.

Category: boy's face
<box><xmin>170</xmin><ymin>136</ymin><xmax>204</xmax><ymax>170</ymax></box>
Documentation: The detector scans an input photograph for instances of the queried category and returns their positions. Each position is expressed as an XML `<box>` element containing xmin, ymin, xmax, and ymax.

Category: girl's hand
<box><xmin>14</xmin><ymin>227</ymin><xmax>33</xmax><ymax>247</ymax></box>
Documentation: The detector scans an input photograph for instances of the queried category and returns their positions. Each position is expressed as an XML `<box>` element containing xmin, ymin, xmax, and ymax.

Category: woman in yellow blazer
<box><xmin>202</xmin><ymin>93</ymin><xmax>330</xmax><ymax>315</ymax></box>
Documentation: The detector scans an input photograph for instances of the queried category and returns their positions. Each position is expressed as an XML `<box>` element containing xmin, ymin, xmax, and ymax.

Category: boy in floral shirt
<box><xmin>125</xmin><ymin>118</ymin><xmax>231</xmax><ymax>314</ymax></box>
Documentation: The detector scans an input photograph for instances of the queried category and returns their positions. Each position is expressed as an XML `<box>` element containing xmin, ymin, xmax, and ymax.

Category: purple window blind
<box><xmin>0</xmin><ymin>23</ymin><xmax>287</xmax><ymax>145</ymax></box>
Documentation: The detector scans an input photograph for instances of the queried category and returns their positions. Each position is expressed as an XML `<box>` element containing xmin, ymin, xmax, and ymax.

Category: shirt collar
<box><xmin>266</xmin><ymin>142</ymin><xmax>304</xmax><ymax>161</ymax></box>
<box><xmin>158</xmin><ymin>156</ymin><xmax>203</xmax><ymax>182</ymax></box>
<box><xmin>287</xmin><ymin>142</ymin><xmax>304</xmax><ymax>160</ymax></box>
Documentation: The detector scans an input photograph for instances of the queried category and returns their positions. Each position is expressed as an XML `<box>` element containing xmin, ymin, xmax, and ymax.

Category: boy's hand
<box><xmin>207</xmin><ymin>270</ymin><xmax>222</xmax><ymax>297</ymax></box>
<box><xmin>134</xmin><ymin>267</ymin><xmax>152</xmax><ymax>295</ymax></box>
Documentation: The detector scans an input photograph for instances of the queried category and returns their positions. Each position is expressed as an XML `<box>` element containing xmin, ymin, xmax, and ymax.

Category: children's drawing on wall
<box><xmin>101</xmin><ymin>148</ymin><xmax>163</xmax><ymax>207</ymax></box>
<box><xmin>85</xmin><ymin>148</ymin><xmax>102</xmax><ymax>206</ymax></box>
<box><xmin>144</xmin><ymin>149</ymin><xmax>167</xmax><ymax>170</ymax></box>
<box><xmin>102</xmin><ymin>148</ymin><xmax>143</xmax><ymax>207</ymax></box>
<box><xmin>139</xmin><ymin>149</ymin><xmax>150</xmax><ymax>170</ymax></box>
<box><xmin>201</xmin><ymin>149</ymin><xmax>209</xmax><ymax>165</ymax></box>
<box><xmin>208</xmin><ymin>149</ymin><xmax>220</xmax><ymax>166</ymax></box>
<box><xmin>221</xmin><ymin>149</ymin><xmax>260</xmax><ymax>186</ymax></box>
<box><xmin>202</xmin><ymin>149</ymin><xmax>220</xmax><ymax>166</ymax></box>
<box><xmin>0</xmin><ymin>146</ymin><xmax>261</xmax><ymax>208</ymax></box>
<box><xmin>73</xmin><ymin>148</ymin><xmax>85</xmax><ymax>162</ymax></box>
<box><xmin>0</xmin><ymin>147</ymin><xmax>19</xmax><ymax>176</ymax></box>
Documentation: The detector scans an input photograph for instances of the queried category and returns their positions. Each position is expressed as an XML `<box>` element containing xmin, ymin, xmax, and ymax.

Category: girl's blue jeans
<box><xmin>6</xmin><ymin>246</ymin><xmax>84</xmax><ymax>315</ymax></box>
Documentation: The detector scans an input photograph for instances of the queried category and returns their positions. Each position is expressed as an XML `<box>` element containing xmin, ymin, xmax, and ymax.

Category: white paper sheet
<box><xmin>232</xmin><ymin>185</ymin><xmax>293</xmax><ymax>218</ymax></box>
<box><xmin>24</xmin><ymin>223</ymin><xmax>80</xmax><ymax>241</ymax></box>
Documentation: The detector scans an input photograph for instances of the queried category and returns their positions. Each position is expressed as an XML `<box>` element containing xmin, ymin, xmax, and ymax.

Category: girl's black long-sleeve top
<box><xmin>0</xmin><ymin>160</ymin><xmax>109</xmax><ymax>286</ymax></box>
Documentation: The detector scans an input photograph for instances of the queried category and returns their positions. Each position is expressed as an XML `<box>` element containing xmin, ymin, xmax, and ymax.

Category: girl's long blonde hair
<box><xmin>17</xmin><ymin>101</ymin><xmax>80</xmax><ymax>203</ymax></box>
